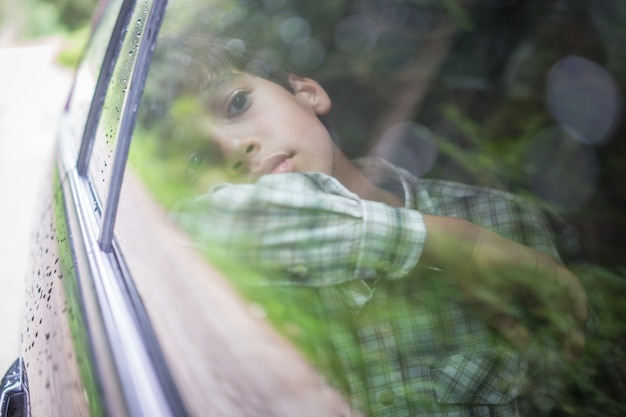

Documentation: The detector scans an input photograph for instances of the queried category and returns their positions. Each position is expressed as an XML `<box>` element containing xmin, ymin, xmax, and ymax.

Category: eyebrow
<box><xmin>198</xmin><ymin>73</ymin><xmax>246</xmax><ymax>113</ymax></box>
<box><xmin>201</xmin><ymin>71</ymin><xmax>246</xmax><ymax>94</ymax></box>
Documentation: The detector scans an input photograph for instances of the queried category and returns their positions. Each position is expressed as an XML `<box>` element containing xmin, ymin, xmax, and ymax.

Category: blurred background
<box><xmin>0</xmin><ymin>0</ymin><xmax>95</xmax><ymax>373</ymax></box>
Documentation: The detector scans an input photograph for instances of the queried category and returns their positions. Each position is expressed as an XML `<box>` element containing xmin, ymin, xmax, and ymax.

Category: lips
<box><xmin>271</xmin><ymin>157</ymin><xmax>294</xmax><ymax>174</ymax></box>
<box><xmin>252</xmin><ymin>153</ymin><xmax>294</xmax><ymax>178</ymax></box>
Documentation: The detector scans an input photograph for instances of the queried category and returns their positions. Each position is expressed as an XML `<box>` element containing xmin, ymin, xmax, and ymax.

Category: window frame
<box><xmin>56</xmin><ymin>0</ymin><xmax>192</xmax><ymax>415</ymax></box>
<box><xmin>76</xmin><ymin>0</ymin><xmax>168</xmax><ymax>253</ymax></box>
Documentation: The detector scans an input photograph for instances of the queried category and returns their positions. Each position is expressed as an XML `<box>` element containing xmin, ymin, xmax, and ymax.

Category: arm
<box><xmin>422</xmin><ymin>215</ymin><xmax>588</xmax><ymax>360</ymax></box>
<box><xmin>173</xmin><ymin>172</ymin><xmax>587</xmax><ymax>357</ymax></box>
<box><xmin>172</xmin><ymin>172</ymin><xmax>426</xmax><ymax>286</ymax></box>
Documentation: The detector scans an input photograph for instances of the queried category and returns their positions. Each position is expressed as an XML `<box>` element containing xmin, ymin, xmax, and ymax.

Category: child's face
<box><xmin>202</xmin><ymin>73</ymin><xmax>338</xmax><ymax>182</ymax></box>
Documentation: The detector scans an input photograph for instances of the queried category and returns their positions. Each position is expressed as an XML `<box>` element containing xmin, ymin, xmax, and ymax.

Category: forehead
<box><xmin>200</xmin><ymin>73</ymin><xmax>290</xmax><ymax>108</ymax></box>
<box><xmin>200</xmin><ymin>72</ymin><xmax>247</xmax><ymax>95</ymax></box>
<box><xmin>196</xmin><ymin>72</ymin><xmax>249</xmax><ymax>109</ymax></box>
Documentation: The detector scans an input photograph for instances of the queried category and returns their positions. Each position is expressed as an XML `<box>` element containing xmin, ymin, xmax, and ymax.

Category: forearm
<box><xmin>422</xmin><ymin>214</ymin><xmax>569</xmax><ymax>279</ymax></box>
<box><xmin>420</xmin><ymin>215</ymin><xmax>481</xmax><ymax>271</ymax></box>
<box><xmin>172</xmin><ymin>172</ymin><xmax>426</xmax><ymax>285</ymax></box>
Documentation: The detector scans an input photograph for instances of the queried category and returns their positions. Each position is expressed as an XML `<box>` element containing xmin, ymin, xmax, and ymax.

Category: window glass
<box><xmin>89</xmin><ymin>0</ymin><xmax>151</xmax><ymax>206</ymax></box>
<box><xmin>130</xmin><ymin>0</ymin><xmax>626</xmax><ymax>416</ymax></box>
<box><xmin>64</xmin><ymin>0</ymin><xmax>124</xmax><ymax>157</ymax></box>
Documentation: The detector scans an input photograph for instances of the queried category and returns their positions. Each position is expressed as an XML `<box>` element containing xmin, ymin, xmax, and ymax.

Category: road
<box><xmin>0</xmin><ymin>37</ymin><xmax>72</xmax><ymax>374</ymax></box>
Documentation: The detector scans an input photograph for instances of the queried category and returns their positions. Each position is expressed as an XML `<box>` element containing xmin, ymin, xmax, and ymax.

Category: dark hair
<box><xmin>154</xmin><ymin>34</ymin><xmax>295</xmax><ymax>96</ymax></box>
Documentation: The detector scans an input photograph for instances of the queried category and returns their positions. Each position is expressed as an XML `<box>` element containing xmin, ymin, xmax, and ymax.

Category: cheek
<box><xmin>303</xmin><ymin>126</ymin><xmax>338</xmax><ymax>173</ymax></box>
<box><xmin>284</xmin><ymin>106</ymin><xmax>317</xmax><ymax>129</ymax></box>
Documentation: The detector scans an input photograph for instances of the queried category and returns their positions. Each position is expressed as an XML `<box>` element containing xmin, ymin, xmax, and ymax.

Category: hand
<box><xmin>421</xmin><ymin>215</ymin><xmax>588</xmax><ymax>360</ymax></box>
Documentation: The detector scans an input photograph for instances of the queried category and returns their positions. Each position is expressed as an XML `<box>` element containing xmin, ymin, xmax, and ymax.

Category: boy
<box><xmin>169</xmin><ymin>40</ymin><xmax>589</xmax><ymax>416</ymax></box>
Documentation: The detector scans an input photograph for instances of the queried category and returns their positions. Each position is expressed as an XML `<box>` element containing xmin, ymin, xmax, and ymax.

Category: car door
<box><xmin>14</xmin><ymin>0</ymin><xmax>185</xmax><ymax>415</ymax></box>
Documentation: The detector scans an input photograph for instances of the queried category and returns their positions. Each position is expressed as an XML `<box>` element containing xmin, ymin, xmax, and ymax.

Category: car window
<box><xmin>62</xmin><ymin>0</ymin><xmax>124</xmax><ymax>158</ymax></box>
<box><xmin>126</xmin><ymin>0</ymin><xmax>626</xmax><ymax>415</ymax></box>
<box><xmin>85</xmin><ymin>0</ymin><xmax>152</xmax><ymax>216</ymax></box>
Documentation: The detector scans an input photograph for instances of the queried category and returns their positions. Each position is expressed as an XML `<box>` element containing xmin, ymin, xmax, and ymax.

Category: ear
<box><xmin>288</xmin><ymin>74</ymin><xmax>332</xmax><ymax>116</ymax></box>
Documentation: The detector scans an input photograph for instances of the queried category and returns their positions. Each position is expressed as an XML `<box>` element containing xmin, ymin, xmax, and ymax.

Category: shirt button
<box><xmin>376</xmin><ymin>260</ymin><xmax>392</xmax><ymax>274</ymax></box>
<box><xmin>496</xmin><ymin>377</ymin><xmax>512</xmax><ymax>393</ymax></box>
<box><xmin>379</xmin><ymin>390</ymin><xmax>394</xmax><ymax>406</ymax></box>
<box><xmin>287</xmin><ymin>264</ymin><xmax>309</xmax><ymax>281</ymax></box>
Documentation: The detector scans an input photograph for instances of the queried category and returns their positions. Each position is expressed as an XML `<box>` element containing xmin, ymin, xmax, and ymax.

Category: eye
<box><xmin>227</xmin><ymin>90</ymin><xmax>251</xmax><ymax>118</ymax></box>
<box><xmin>183</xmin><ymin>151</ymin><xmax>207</xmax><ymax>183</ymax></box>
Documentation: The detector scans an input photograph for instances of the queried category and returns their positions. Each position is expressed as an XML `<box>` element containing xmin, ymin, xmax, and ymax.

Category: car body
<box><xmin>2</xmin><ymin>0</ymin><xmax>625</xmax><ymax>416</ymax></box>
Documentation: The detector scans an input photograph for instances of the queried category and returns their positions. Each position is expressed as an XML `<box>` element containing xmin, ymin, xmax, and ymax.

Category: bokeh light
<box><xmin>372</xmin><ymin>122</ymin><xmax>438</xmax><ymax>178</ymax></box>
<box><xmin>289</xmin><ymin>38</ymin><xmax>325</xmax><ymax>71</ymax></box>
<box><xmin>279</xmin><ymin>15</ymin><xmax>311</xmax><ymax>46</ymax></box>
<box><xmin>547</xmin><ymin>55</ymin><xmax>621</xmax><ymax>145</ymax></box>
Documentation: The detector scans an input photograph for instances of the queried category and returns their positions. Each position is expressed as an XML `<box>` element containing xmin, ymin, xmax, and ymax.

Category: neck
<box><xmin>333</xmin><ymin>153</ymin><xmax>403</xmax><ymax>207</ymax></box>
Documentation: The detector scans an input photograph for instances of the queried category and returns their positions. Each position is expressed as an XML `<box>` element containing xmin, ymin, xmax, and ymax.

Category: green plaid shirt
<box><xmin>174</xmin><ymin>158</ymin><xmax>584</xmax><ymax>417</ymax></box>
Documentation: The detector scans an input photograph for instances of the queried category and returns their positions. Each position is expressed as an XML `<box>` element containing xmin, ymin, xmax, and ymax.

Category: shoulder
<box><xmin>419</xmin><ymin>178</ymin><xmax>526</xmax><ymax>202</ymax></box>
<box><xmin>417</xmin><ymin>178</ymin><xmax>545</xmax><ymax>217</ymax></box>
<box><xmin>416</xmin><ymin>178</ymin><xmax>540</xmax><ymax>228</ymax></box>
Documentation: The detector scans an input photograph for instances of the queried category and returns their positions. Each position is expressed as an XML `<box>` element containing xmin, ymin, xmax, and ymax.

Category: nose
<box><xmin>230</xmin><ymin>141</ymin><xmax>259</xmax><ymax>172</ymax></box>
<box><xmin>213</xmin><ymin>132</ymin><xmax>260</xmax><ymax>173</ymax></box>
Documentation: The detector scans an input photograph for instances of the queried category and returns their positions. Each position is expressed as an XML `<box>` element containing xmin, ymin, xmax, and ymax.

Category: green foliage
<box><xmin>22</xmin><ymin>0</ymin><xmax>61</xmax><ymax>37</ymax></box>
<box><xmin>4</xmin><ymin>0</ymin><xmax>95</xmax><ymax>38</ymax></box>
<box><xmin>212</xmin><ymin>257</ymin><xmax>342</xmax><ymax>383</ymax></box>
<box><xmin>129</xmin><ymin>126</ymin><xmax>215</xmax><ymax>210</ymax></box>
<box><xmin>55</xmin><ymin>25</ymin><xmax>91</xmax><ymax>68</ymax></box>
<box><xmin>0</xmin><ymin>0</ymin><xmax>92</xmax><ymax>68</ymax></box>
<box><xmin>129</xmin><ymin>0</ymin><xmax>626</xmax><ymax>413</ymax></box>
<box><xmin>39</xmin><ymin>0</ymin><xmax>97</xmax><ymax>31</ymax></box>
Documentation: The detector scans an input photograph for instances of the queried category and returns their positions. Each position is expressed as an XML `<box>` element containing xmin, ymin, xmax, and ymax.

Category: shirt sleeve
<box><xmin>171</xmin><ymin>172</ymin><xmax>426</xmax><ymax>286</ymax></box>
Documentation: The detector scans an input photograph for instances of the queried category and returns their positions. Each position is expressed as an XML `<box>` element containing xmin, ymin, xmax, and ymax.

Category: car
<box><xmin>2</xmin><ymin>0</ymin><xmax>625</xmax><ymax>416</ymax></box>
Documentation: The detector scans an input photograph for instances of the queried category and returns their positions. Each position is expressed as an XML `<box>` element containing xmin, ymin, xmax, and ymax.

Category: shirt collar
<box><xmin>354</xmin><ymin>157</ymin><xmax>419</xmax><ymax>209</ymax></box>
